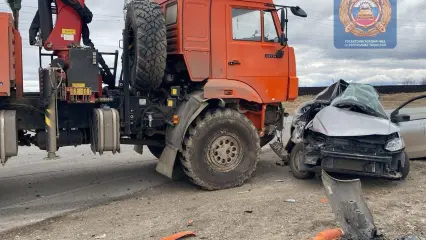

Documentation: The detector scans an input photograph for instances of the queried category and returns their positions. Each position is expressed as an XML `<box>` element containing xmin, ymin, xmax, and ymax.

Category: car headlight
<box><xmin>385</xmin><ymin>137</ymin><xmax>405</xmax><ymax>151</ymax></box>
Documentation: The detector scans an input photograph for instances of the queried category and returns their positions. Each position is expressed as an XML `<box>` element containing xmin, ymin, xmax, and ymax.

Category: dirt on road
<box><xmin>1</xmin><ymin>150</ymin><xmax>425</xmax><ymax>240</ymax></box>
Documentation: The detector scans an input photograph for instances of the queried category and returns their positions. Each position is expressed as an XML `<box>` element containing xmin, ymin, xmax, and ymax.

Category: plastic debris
<box><xmin>313</xmin><ymin>228</ymin><xmax>344</xmax><ymax>240</ymax></box>
<box><xmin>187</xmin><ymin>220</ymin><xmax>193</xmax><ymax>226</ymax></box>
<box><xmin>160</xmin><ymin>231</ymin><xmax>196</xmax><ymax>240</ymax></box>
<box><xmin>237</xmin><ymin>190</ymin><xmax>250</xmax><ymax>194</ymax></box>
<box><xmin>93</xmin><ymin>233</ymin><xmax>107</xmax><ymax>239</ymax></box>
<box><xmin>285</xmin><ymin>199</ymin><xmax>296</xmax><ymax>203</ymax></box>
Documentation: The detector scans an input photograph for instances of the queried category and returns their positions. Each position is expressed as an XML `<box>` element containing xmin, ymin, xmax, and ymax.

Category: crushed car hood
<box><xmin>311</xmin><ymin>106</ymin><xmax>399</xmax><ymax>137</ymax></box>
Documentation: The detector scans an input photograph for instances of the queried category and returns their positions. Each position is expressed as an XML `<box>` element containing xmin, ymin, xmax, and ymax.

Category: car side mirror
<box><xmin>391</xmin><ymin>114</ymin><xmax>410</xmax><ymax>123</ymax></box>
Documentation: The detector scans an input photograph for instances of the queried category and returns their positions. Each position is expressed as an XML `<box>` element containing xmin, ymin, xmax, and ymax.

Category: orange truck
<box><xmin>0</xmin><ymin>0</ymin><xmax>306</xmax><ymax>190</ymax></box>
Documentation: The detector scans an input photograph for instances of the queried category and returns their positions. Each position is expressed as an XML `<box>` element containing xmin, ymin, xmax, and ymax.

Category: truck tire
<box><xmin>125</xmin><ymin>0</ymin><xmax>167</xmax><ymax>91</ymax></box>
<box><xmin>180</xmin><ymin>109</ymin><xmax>261</xmax><ymax>190</ymax></box>
<box><xmin>289</xmin><ymin>143</ymin><xmax>315</xmax><ymax>179</ymax></box>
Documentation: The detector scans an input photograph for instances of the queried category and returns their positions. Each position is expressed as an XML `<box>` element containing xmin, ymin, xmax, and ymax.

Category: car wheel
<box><xmin>289</xmin><ymin>143</ymin><xmax>315</xmax><ymax>179</ymax></box>
<box><xmin>400</xmin><ymin>151</ymin><xmax>410</xmax><ymax>180</ymax></box>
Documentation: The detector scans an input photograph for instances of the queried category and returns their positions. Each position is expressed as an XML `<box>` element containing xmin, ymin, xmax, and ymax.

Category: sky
<box><xmin>1</xmin><ymin>0</ymin><xmax>425</xmax><ymax>91</ymax></box>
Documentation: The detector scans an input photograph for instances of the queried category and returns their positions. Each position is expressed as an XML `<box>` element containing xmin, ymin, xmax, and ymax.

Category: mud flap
<box><xmin>321</xmin><ymin>170</ymin><xmax>378</xmax><ymax>239</ymax></box>
<box><xmin>156</xmin><ymin>91</ymin><xmax>208</xmax><ymax>179</ymax></box>
<box><xmin>270</xmin><ymin>141</ymin><xmax>288</xmax><ymax>160</ymax></box>
<box><xmin>269</xmin><ymin>103</ymin><xmax>289</xmax><ymax>161</ymax></box>
<box><xmin>156</xmin><ymin>145</ymin><xmax>182</xmax><ymax>180</ymax></box>
<box><xmin>133</xmin><ymin>145</ymin><xmax>143</xmax><ymax>155</ymax></box>
<box><xmin>0</xmin><ymin>110</ymin><xmax>18</xmax><ymax>165</ymax></box>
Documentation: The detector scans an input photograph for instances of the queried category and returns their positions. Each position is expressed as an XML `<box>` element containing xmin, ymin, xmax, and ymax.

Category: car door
<box><xmin>391</xmin><ymin>95</ymin><xmax>426</xmax><ymax>158</ymax></box>
<box><xmin>226</xmin><ymin>4</ymin><xmax>290</xmax><ymax>103</ymax></box>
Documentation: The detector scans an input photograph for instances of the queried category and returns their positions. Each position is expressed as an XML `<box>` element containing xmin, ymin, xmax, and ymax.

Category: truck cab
<box><xmin>155</xmin><ymin>0</ymin><xmax>299</xmax><ymax>106</ymax></box>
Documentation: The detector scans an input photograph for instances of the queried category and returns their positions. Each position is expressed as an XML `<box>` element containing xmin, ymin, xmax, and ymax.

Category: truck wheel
<box><xmin>125</xmin><ymin>0</ymin><xmax>167</xmax><ymax>91</ymax></box>
<box><xmin>180</xmin><ymin>109</ymin><xmax>261</xmax><ymax>190</ymax></box>
<box><xmin>148</xmin><ymin>145</ymin><xmax>164</xmax><ymax>159</ymax></box>
<box><xmin>289</xmin><ymin>143</ymin><xmax>315</xmax><ymax>179</ymax></box>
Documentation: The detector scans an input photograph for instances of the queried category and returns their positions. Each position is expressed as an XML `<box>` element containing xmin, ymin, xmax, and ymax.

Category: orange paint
<box><xmin>14</xmin><ymin>28</ymin><xmax>23</xmax><ymax>97</ymax></box>
<box><xmin>287</xmin><ymin>47</ymin><xmax>299</xmax><ymax>101</ymax></box>
<box><xmin>0</xmin><ymin>13</ymin><xmax>18</xmax><ymax>97</ymax></box>
<box><xmin>155</xmin><ymin>0</ymin><xmax>299</xmax><ymax>102</ymax></box>
<box><xmin>204</xmin><ymin>79</ymin><xmax>263</xmax><ymax>103</ymax></box>
<box><xmin>244</xmin><ymin>107</ymin><xmax>265</xmax><ymax>131</ymax></box>
<box><xmin>154</xmin><ymin>0</ymin><xmax>301</xmax><ymax>130</ymax></box>
<box><xmin>313</xmin><ymin>228</ymin><xmax>344</xmax><ymax>240</ymax></box>
<box><xmin>160</xmin><ymin>231</ymin><xmax>196</xmax><ymax>240</ymax></box>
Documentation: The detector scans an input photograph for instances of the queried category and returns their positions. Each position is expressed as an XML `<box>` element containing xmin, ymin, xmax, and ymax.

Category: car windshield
<box><xmin>331</xmin><ymin>83</ymin><xmax>388</xmax><ymax>119</ymax></box>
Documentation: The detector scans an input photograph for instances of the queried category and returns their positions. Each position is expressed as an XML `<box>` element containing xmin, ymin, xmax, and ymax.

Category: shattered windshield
<box><xmin>331</xmin><ymin>83</ymin><xmax>388</xmax><ymax>119</ymax></box>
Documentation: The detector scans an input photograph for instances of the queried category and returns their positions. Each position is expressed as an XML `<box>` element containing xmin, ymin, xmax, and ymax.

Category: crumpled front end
<box><xmin>304</xmin><ymin>131</ymin><xmax>407</xmax><ymax>179</ymax></box>
<box><xmin>284</xmin><ymin>80</ymin><xmax>409</xmax><ymax>179</ymax></box>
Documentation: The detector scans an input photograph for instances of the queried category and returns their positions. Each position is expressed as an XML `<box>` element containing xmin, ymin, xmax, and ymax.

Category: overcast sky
<box><xmin>1</xmin><ymin>0</ymin><xmax>425</xmax><ymax>91</ymax></box>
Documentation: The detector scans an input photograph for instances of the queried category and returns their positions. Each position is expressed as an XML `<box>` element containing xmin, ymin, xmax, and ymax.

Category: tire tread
<box><xmin>180</xmin><ymin>109</ymin><xmax>260</xmax><ymax>190</ymax></box>
<box><xmin>126</xmin><ymin>0</ymin><xmax>167</xmax><ymax>91</ymax></box>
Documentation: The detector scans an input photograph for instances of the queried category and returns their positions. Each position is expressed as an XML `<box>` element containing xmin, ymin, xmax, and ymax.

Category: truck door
<box><xmin>226</xmin><ymin>4</ymin><xmax>290</xmax><ymax>103</ymax></box>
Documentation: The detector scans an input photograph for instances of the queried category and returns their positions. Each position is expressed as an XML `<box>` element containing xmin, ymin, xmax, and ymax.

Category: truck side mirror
<box><xmin>280</xmin><ymin>9</ymin><xmax>288</xmax><ymax>46</ymax></box>
<box><xmin>280</xmin><ymin>34</ymin><xmax>287</xmax><ymax>46</ymax></box>
<box><xmin>290</xmin><ymin>6</ymin><xmax>307</xmax><ymax>18</ymax></box>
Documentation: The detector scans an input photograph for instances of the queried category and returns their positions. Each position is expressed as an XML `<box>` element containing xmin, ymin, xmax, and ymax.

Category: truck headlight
<box><xmin>385</xmin><ymin>137</ymin><xmax>405</xmax><ymax>152</ymax></box>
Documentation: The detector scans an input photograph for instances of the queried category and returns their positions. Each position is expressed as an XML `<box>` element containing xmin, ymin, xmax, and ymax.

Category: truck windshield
<box><xmin>331</xmin><ymin>83</ymin><xmax>388</xmax><ymax>119</ymax></box>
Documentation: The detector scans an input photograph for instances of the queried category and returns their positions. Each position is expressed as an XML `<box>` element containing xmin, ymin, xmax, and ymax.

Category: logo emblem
<box><xmin>339</xmin><ymin>0</ymin><xmax>392</xmax><ymax>37</ymax></box>
<box><xmin>334</xmin><ymin>0</ymin><xmax>396</xmax><ymax>49</ymax></box>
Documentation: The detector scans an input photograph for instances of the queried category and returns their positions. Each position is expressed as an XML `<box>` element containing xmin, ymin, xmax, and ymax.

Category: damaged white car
<box><xmin>285</xmin><ymin>80</ymin><xmax>410</xmax><ymax>180</ymax></box>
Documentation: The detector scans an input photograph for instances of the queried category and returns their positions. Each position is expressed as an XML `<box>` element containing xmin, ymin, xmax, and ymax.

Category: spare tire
<box><xmin>125</xmin><ymin>0</ymin><xmax>167</xmax><ymax>91</ymax></box>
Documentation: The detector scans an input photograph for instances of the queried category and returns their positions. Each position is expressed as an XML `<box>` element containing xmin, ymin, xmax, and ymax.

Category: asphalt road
<box><xmin>0</xmin><ymin>106</ymin><xmax>419</xmax><ymax>233</ymax></box>
<box><xmin>0</xmin><ymin>145</ymin><xmax>169</xmax><ymax>232</ymax></box>
<box><xmin>0</xmin><ymin>119</ymin><xmax>294</xmax><ymax>233</ymax></box>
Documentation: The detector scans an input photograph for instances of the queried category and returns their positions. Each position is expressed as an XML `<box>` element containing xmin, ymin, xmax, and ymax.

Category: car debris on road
<box><xmin>319</xmin><ymin>170</ymin><xmax>421</xmax><ymax>240</ymax></box>
<box><xmin>160</xmin><ymin>231</ymin><xmax>196</xmax><ymax>240</ymax></box>
<box><xmin>276</xmin><ymin>80</ymin><xmax>410</xmax><ymax>180</ymax></box>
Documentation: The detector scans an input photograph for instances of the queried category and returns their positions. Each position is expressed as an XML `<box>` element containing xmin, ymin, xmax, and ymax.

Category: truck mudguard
<box><xmin>156</xmin><ymin>91</ymin><xmax>208</xmax><ymax>179</ymax></box>
<box><xmin>204</xmin><ymin>79</ymin><xmax>263</xmax><ymax>103</ymax></box>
